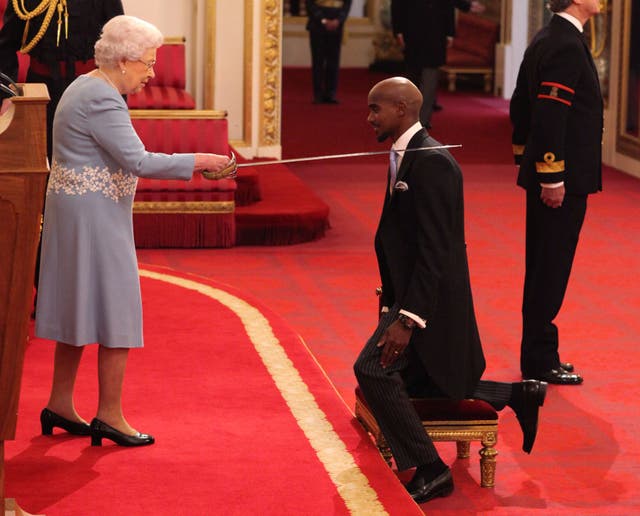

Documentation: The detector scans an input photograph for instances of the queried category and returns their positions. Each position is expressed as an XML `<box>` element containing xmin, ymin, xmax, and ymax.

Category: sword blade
<box><xmin>236</xmin><ymin>144</ymin><xmax>462</xmax><ymax>168</ymax></box>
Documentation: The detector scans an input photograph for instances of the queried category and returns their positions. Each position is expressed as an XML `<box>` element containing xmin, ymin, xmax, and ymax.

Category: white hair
<box><xmin>94</xmin><ymin>15</ymin><xmax>163</xmax><ymax>67</ymax></box>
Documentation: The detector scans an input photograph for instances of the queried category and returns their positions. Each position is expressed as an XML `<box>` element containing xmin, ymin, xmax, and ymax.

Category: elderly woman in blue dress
<box><xmin>35</xmin><ymin>15</ymin><xmax>234</xmax><ymax>447</ymax></box>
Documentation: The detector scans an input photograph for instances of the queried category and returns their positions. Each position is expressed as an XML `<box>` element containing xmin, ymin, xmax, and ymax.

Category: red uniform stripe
<box><xmin>537</xmin><ymin>94</ymin><xmax>572</xmax><ymax>106</ymax></box>
<box><xmin>540</xmin><ymin>81</ymin><xmax>575</xmax><ymax>94</ymax></box>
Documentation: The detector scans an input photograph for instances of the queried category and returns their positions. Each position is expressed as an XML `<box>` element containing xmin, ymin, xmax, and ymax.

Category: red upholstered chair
<box><xmin>127</xmin><ymin>37</ymin><xmax>196</xmax><ymax>109</ymax></box>
<box><xmin>131</xmin><ymin>109</ymin><xmax>237</xmax><ymax>248</ymax></box>
<box><xmin>442</xmin><ymin>13</ymin><xmax>499</xmax><ymax>93</ymax></box>
<box><xmin>355</xmin><ymin>386</ymin><xmax>499</xmax><ymax>488</ymax></box>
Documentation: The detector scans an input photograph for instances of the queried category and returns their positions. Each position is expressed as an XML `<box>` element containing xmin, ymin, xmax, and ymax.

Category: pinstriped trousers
<box><xmin>354</xmin><ymin>305</ymin><xmax>440</xmax><ymax>470</ymax></box>
<box><xmin>354</xmin><ymin>305</ymin><xmax>513</xmax><ymax>471</ymax></box>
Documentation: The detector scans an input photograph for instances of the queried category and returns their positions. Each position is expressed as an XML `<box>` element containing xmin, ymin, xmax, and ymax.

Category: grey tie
<box><xmin>389</xmin><ymin>149</ymin><xmax>398</xmax><ymax>193</ymax></box>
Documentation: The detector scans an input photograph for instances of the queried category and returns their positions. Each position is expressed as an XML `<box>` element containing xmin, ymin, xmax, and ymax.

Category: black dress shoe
<box><xmin>323</xmin><ymin>96</ymin><xmax>340</xmax><ymax>104</ymax></box>
<box><xmin>529</xmin><ymin>368</ymin><xmax>583</xmax><ymax>385</ymax></box>
<box><xmin>405</xmin><ymin>467</ymin><xmax>454</xmax><ymax>503</ymax></box>
<box><xmin>432</xmin><ymin>102</ymin><xmax>443</xmax><ymax>112</ymax></box>
<box><xmin>40</xmin><ymin>408</ymin><xmax>90</xmax><ymax>436</ymax></box>
<box><xmin>560</xmin><ymin>362</ymin><xmax>574</xmax><ymax>373</ymax></box>
<box><xmin>510</xmin><ymin>380</ymin><xmax>547</xmax><ymax>453</ymax></box>
<box><xmin>90</xmin><ymin>418</ymin><xmax>155</xmax><ymax>447</ymax></box>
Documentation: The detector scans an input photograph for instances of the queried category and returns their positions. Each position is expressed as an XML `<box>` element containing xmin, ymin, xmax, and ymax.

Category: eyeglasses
<box><xmin>136</xmin><ymin>58</ymin><xmax>156</xmax><ymax>70</ymax></box>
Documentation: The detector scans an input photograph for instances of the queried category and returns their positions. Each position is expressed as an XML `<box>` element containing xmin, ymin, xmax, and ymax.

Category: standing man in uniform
<box><xmin>305</xmin><ymin>0</ymin><xmax>351</xmax><ymax>104</ymax></box>
<box><xmin>0</xmin><ymin>0</ymin><xmax>125</xmax><ymax>159</ymax></box>
<box><xmin>510</xmin><ymin>0</ymin><xmax>603</xmax><ymax>385</ymax></box>
<box><xmin>354</xmin><ymin>77</ymin><xmax>547</xmax><ymax>504</ymax></box>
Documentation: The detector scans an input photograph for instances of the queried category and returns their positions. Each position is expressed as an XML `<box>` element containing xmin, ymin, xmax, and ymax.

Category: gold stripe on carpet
<box><xmin>139</xmin><ymin>268</ymin><xmax>388</xmax><ymax>515</ymax></box>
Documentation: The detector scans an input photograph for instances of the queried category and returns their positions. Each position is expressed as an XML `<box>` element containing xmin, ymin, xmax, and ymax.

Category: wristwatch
<box><xmin>397</xmin><ymin>313</ymin><xmax>418</xmax><ymax>330</ymax></box>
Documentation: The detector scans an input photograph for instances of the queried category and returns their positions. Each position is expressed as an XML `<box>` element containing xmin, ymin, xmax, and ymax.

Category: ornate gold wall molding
<box><xmin>260</xmin><ymin>0</ymin><xmax>281</xmax><ymax>147</ymax></box>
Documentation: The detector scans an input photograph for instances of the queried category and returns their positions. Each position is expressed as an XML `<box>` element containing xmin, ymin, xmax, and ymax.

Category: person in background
<box><xmin>305</xmin><ymin>0</ymin><xmax>352</xmax><ymax>104</ymax></box>
<box><xmin>35</xmin><ymin>15</ymin><xmax>236</xmax><ymax>447</ymax></box>
<box><xmin>0</xmin><ymin>0</ymin><xmax>125</xmax><ymax>158</ymax></box>
<box><xmin>354</xmin><ymin>77</ymin><xmax>547</xmax><ymax>503</ymax></box>
<box><xmin>391</xmin><ymin>0</ymin><xmax>484</xmax><ymax>126</ymax></box>
<box><xmin>510</xmin><ymin>0</ymin><xmax>603</xmax><ymax>385</ymax></box>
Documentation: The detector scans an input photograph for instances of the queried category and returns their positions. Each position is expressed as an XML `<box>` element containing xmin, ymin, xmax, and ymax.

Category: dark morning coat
<box><xmin>391</xmin><ymin>0</ymin><xmax>455</xmax><ymax>69</ymax></box>
<box><xmin>509</xmin><ymin>15</ymin><xmax>603</xmax><ymax>194</ymax></box>
<box><xmin>391</xmin><ymin>0</ymin><xmax>474</xmax><ymax>70</ymax></box>
<box><xmin>374</xmin><ymin>128</ymin><xmax>486</xmax><ymax>400</ymax></box>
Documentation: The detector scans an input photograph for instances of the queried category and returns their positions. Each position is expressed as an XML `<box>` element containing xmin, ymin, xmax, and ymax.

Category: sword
<box><xmin>202</xmin><ymin>144</ymin><xmax>462</xmax><ymax>179</ymax></box>
<box><xmin>236</xmin><ymin>144</ymin><xmax>463</xmax><ymax>168</ymax></box>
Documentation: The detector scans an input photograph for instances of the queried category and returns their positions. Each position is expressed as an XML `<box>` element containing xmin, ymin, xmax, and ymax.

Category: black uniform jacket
<box><xmin>510</xmin><ymin>15</ymin><xmax>603</xmax><ymax>195</ymax></box>
<box><xmin>305</xmin><ymin>0</ymin><xmax>352</xmax><ymax>32</ymax></box>
<box><xmin>374</xmin><ymin>129</ymin><xmax>486</xmax><ymax>400</ymax></box>
<box><xmin>0</xmin><ymin>0</ymin><xmax>124</xmax><ymax>80</ymax></box>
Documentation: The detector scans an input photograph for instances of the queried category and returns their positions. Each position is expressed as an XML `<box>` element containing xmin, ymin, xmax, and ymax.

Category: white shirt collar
<box><xmin>391</xmin><ymin>121</ymin><xmax>423</xmax><ymax>163</ymax></box>
<box><xmin>556</xmin><ymin>12</ymin><xmax>583</xmax><ymax>33</ymax></box>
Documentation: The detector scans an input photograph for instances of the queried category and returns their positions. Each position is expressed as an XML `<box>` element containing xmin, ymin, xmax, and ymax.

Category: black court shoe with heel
<box><xmin>40</xmin><ymin>408</ymin><xmax>91</xmax><ymax>436</ymax></box>
<box><xmin>90</xmin><ymin>418</ymin><xmax>155</xmax><ymax>447</ymax></box>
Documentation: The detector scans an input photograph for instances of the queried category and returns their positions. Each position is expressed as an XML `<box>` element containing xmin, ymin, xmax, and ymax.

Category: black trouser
<box><xmin>354</xmin><ymin>305</ymin><xmax>512</xmax><ymax>471</ymax></box>
<box><xmin>309</xmin><ymin>26</ymin><xmax>343</xmax><ymax>101</ymax></box>
<box><xmin>406</xmin><ymin>64</ymin><xmax>439</xmax><ymax>127</ymax></box>
<box><xmin>520</xmin><ymin>190</ymin><xmax>588</xmax><ymax>376</ymax></box>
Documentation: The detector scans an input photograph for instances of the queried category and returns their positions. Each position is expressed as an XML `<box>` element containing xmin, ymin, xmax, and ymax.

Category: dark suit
<box><xmin>510</xmin><ymin>15</ymin><xmax>603</xmax><ymax>376</ymax></box>
<box><xmin>354</xmin><ymin>128</ymin><xmax>510</xmax><ymax>470</ymax></box>
<box><xmin>305</xmin><ymin>0</ymin><xmax>351</xmax><ymax>102</ymax></box>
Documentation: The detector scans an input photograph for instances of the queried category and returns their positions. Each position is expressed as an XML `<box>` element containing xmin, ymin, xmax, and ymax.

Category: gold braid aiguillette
<box><xmin>12</xmin><ymin>0</ymin><xmax>69</xmax><ymax>53</ymax></box>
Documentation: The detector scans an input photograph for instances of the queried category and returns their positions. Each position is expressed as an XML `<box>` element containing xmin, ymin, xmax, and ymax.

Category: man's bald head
<box><xmin>369</xmin><ymin>77</ymin><xmax>422</xmax><ymax>118</ymax></box>
<box><xmin>367</xmin><ymin>77</ymin><xmax>423</xmax><ymax>142</ymax></box>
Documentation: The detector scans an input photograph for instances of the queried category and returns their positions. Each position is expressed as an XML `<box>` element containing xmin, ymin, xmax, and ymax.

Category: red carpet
<box><xmin>6</xmin><ymin>266</ymin><xmax>421</xmax><ymax>515</ymax></box>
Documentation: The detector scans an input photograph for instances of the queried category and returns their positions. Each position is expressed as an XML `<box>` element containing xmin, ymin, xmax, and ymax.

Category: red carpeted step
<box><xmin>235</xmin><ymin>163</ymin><xmax>330</xmax><ymax>245</ymax></box>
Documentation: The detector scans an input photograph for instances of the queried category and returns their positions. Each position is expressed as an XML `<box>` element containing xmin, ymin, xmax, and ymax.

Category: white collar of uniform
<box><xmin>556</xmin><ymin>12</ymin><xmax>584</xmax><ymax>33</ymax></box>
<box><xmin>391</xmin><ymin>121</ymin><xmax>423</xmax><ymax>164</ymax></box>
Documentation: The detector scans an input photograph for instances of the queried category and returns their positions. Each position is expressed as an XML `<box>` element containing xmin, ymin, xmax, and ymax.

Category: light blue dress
<box><xmin>35</xmin><ymin>75</ymin><xmax>195</xmax><ymax>348</ymax></box>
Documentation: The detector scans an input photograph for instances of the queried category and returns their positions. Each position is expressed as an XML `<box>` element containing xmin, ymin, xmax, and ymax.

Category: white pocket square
<box><xmin>394</xmin><ymin>181</ymin><xmax>409</xmax><ymax>192</ymax></box>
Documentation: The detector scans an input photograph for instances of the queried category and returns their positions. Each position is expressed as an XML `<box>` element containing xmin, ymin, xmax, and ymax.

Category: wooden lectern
<box><xmin>0</xmin><ymin>84</ymin><xmax>49</xmax><ymax>515</ymax></box>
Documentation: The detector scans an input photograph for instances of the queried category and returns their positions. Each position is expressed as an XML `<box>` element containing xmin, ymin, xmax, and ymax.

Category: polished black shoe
<box><xmin>90</xmin><ymin>418</ymin><xmax>155</xmax><ymax>447</ymax></box>
<box><xmin>405</xmin><ymin>467</ymin><xmax>454</xmax><ymax>504</ymax></box>
<box><xmin>40</xmin><ymin>408</ymin><xmax>90</xmax><ymax>436</ymax></box>
<box><xmin>528</xmin><ymin>367</ymin><xmax>583</xmax><ymax>385</ymax></box>
<box><xmin>432</xmin><ymin>102</ymin><xmax>443</xmax><ymax>112</ymax></box>
<box><xmin>510</xmin><ymin>380</ymin><xmax>547</xmax><ymax>453</ymax></box>
<box><xmin>323</xmin><ymin>96</ymin><xmax>340</xmax><ymax>104</ymax></box>
<box><xmin>560</xmin><ymin>362</ymin><xmax>574</xmax><ymax>373</ymax></box>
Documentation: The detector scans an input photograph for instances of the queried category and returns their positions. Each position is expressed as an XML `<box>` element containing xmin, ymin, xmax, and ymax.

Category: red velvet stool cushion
<box><xmin>355</xmin><ymin>386</ymin><xmax>498</xmax><ymax>421</ymax></box>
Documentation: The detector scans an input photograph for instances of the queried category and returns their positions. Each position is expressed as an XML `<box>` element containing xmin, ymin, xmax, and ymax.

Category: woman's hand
<box><xmin>196</xmin><ymin>152</ymin><xmax>237</xmax><ymax>180</ymax></box>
